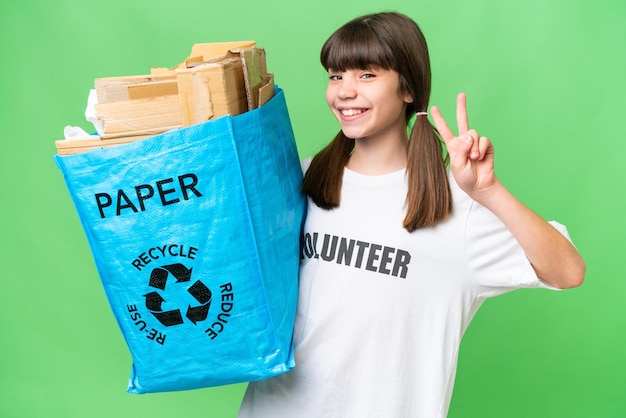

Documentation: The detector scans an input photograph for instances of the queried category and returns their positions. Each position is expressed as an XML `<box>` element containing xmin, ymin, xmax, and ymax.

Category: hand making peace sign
<box><xmin>430</xmin><ymin>93</ymin><xmax>498</xmax><ymax>202</ymax></box>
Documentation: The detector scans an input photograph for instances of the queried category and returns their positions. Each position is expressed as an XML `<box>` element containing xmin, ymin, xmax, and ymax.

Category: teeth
<box><xmin>340</xmin><ymin>109</ymin><xmax>364</xmax><ymax>116</ymax></box>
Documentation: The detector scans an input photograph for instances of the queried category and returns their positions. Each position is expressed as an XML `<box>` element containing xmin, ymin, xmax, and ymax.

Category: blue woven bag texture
<box><xmin>54</xmin><ymin>88</ymin><xmax>305</xmax><ymax>393</ymax></box>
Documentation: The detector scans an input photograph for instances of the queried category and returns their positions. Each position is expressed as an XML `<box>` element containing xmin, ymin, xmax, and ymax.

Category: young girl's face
<box><xmin>326</xmin><ymin>67</ymin><xmax>411</xmax><ymax>142</ymax></box>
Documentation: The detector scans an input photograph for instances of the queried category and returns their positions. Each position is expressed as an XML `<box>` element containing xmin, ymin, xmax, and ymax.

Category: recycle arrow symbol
<box><xmin>149</xmin><ymin>263</ymin><xmax>193</xmax><ymax>290</ymax></box>
<box><xmin>144</xmin><ymin>291</ymin><xmax>184</xmax><ymax>326</ymax></box>
<box><xmin>186</xmin><ymin>280</ymin><xmax>212</xmax><ymax>325</ymax></box>
<box><xmin>143</xmin><ymin>263</ymin><xmax>211</xmax><ymax>327</ymax></box>
<box><xmin>144</xmin><ymin>291</ymin><xmax>165</xmax><ymax>311</ymax></box>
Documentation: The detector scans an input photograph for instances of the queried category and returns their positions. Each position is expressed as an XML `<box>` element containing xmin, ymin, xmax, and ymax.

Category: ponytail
<box><xmin>403</xmin><ymin>116</ymin><xmax>452</xmax><ymax>232</ymax></box>
<box><xmin>302</xmin><ymin>131</ymin><xmax>354</xmax><ymax>209</ymax></box>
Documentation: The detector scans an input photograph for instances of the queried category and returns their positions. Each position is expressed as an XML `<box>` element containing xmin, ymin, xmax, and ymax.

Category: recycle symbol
<box><xmin>144</xmin><ymin>263</ymin><xmax>212</xmax><ymax>327</ymax></box>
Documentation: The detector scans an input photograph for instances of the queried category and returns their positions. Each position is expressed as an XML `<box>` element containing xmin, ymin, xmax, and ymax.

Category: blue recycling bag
<box><xmin>54</xmin><ymin>87</ymin><xmax>305</xmax><ymax>393</ymax></box>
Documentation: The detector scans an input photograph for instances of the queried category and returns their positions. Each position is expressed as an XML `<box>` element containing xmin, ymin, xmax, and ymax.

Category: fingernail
<box><xmin>462</xmin><ymin>134</ymin><xmax>472</xmax><ymax>143</ymax></box>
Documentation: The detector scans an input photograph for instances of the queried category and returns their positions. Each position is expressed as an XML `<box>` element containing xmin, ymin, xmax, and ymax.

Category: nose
<box><xmin>337</xmin><ymin>78</ymin><xmax>357</xmax><ymax>100</ymax></box>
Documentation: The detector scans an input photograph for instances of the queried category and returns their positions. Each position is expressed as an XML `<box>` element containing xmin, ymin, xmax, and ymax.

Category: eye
<box><xmin>360</xmin><ymin>72</ymin><xmax>376</xmax><ymax>79</ymax></box>
<box><xmin>328</xmin><ymin>74</ymin><xmax>342</xmax><ymax>81</ymax></box>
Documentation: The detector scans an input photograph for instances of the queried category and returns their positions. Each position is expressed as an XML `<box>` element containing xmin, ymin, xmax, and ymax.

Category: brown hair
<box><xmin>302</xmin><ymin>12</ymin><xmax>452</xmax><ymax>232</ymax></box>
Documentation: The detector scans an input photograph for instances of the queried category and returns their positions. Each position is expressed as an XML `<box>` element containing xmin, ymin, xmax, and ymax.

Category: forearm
<box><xmin>475</xmin><ymin>181</ymin><xmax>586</xmax><ymax>289</ymax></box>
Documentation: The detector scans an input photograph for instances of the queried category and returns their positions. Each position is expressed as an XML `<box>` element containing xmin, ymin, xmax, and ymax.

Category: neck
<box><xmin>346</xmin><ymin>133</ymin><xmax>408</xmax><ymax>175</ymax></box>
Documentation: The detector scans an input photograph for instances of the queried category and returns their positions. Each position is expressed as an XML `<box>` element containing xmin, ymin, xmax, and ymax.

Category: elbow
<box><xmin>569</xmin><ymin>259</ymin><xmax>587</xmax><ymax>288</ymax></box>
<box><xmin>555</xmin><ymin>258</ymin><xmax>586</xmax><ymax>290</ymax></box>
<box><xmin>536</xmin><ymin>255</ymin><xmax>586</xmax><ymax>290</ymax></box>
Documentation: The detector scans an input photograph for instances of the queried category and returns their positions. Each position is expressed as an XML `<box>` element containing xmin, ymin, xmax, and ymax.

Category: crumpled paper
<box><xmin>64</xmin><ymin>89</ymin><xmax>103</xmax><ymax>140</ymax></box>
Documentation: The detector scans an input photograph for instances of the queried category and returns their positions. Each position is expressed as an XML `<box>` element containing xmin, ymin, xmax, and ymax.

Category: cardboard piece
<box><xmin>95</xmin><ymin>74</ymin><xmax>177</xmax><ymax>103</ymax></box>
<box><xmin>56</xmin><ymin>41</ymin><xmax>277</xmax><ymax>155</ymax></box>
<box><xmin>55</xmin><ymin>134</ymin><xmax>152</xmax><ymax>156</ymax></box>
<box><xmin>95</xmin><ymin>94</ymin><xmax>181</xmax><ymax>138</ymax></box>
<box><xmin>128</xmin><ymin>80</ymin><xmax>178</xmax><ymax>100</ymax></box>
<box><xmin>258</xmin><ymin>73</ymin><xmax>275</xmax><ymax>108</ymax></box>
<box><xmin>241</xmin><ymin>48</ymin><xmax>266</xmax><ymax>110</ymax></box>
<box><xmin>186</xmin><ymin>40</ymin><xmax>256</xmax><ymax>66</ymax></box>
<box><xmin>176</xmin><ymin>58</ymin><xmax>248</xmax><ymax>127</ymax></box>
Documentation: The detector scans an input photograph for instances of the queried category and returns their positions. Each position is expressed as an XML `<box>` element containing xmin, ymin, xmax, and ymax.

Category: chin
<box><xmin>340</xmin><ymin>129</ymin><xmax>365</xmax><ymax>140</ymax></box>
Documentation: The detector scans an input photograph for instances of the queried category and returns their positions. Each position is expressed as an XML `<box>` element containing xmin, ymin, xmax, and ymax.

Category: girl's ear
<box><xmin>402</xmin><ymin>87</ymin><xmax>413</xmax><ymax>104</ymax></box>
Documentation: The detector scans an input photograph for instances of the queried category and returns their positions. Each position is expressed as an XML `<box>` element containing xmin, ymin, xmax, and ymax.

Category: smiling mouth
<box><xmin>340</xmin><ymin>108</ymin><xmax>367</xmax><ymax>117</ymax></box>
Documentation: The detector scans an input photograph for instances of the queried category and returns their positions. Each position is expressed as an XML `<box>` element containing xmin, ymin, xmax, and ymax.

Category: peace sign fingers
<box><xmin>429</xmin><ymin>92</ymin><xmax>498</xmax><ymax>199</ymax></box>
<box><xmin>430</xmin><ymin>92</ymin><xmax>469</xmax><ymax>145</ymax></box>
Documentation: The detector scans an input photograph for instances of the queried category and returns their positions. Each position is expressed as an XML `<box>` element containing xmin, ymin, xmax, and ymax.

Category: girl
<box><xmin>238</xmin><ymin>12</ymin><xmax>585</xmax><ymax>418</ymax></box>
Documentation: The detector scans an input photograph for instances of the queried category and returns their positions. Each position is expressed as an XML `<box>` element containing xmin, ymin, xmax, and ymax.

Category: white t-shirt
<box><xmin>238</xmin><ymin>167</ymin><xmax>561</xmax><ymax>418</ymax></box>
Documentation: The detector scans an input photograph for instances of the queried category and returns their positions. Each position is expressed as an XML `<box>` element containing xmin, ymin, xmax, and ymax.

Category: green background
<box><xmin>1</xmin><ymin>0</ymin><xmax>623</xmax><ymax>417</ymax></box>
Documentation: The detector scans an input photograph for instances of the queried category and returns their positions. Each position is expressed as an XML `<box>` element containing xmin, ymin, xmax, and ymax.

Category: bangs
<box><xmin>321</xmin><ymin>22</ymin><xmax>396</xmax><ymax>72</ymax></box>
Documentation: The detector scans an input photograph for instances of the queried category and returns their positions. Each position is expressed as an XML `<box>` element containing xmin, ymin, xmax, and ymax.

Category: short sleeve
<box><xmin>464</xmin><ymin>200</ymin><xmax>563</xmax><ymax>298</ymax></box>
